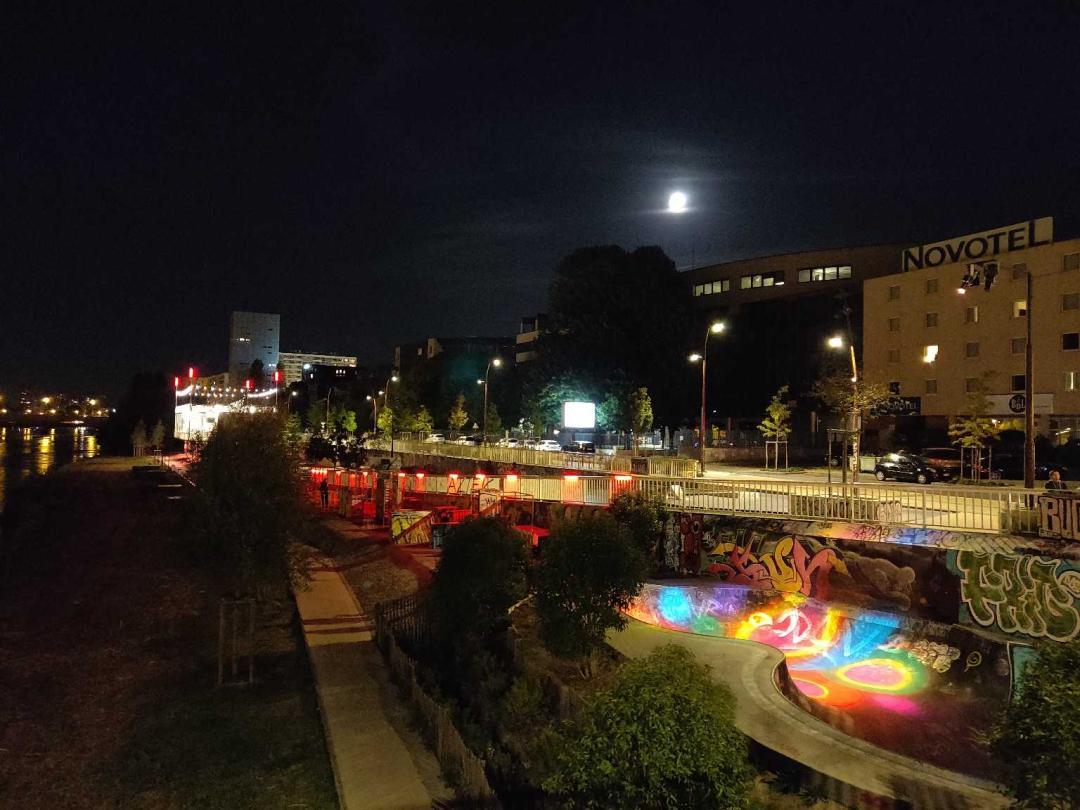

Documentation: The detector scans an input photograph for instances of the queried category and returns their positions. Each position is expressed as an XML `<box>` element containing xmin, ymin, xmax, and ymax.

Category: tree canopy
<box><xmin>543</xmin><ymin>644</ymin><xmax>752</xmax><ymax>809</ymax></box>
<box><xmin>991</xmin><ymin>641</ymin><xmax>1080</xmax><ymax>809</ymax></box>
<box><xmin>535</xmin><ymin>513</ymin><xmax>647</xmax><ymax>676</ymax></box>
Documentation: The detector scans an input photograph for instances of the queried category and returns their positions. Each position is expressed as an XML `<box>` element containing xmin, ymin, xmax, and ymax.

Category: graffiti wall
<box><xmin>499</xmin><ymin>499</ymin><xmax>605</xmax><ymax>532</ymax></box>
<box><xmin>628</xmin><ymin>581</ymin><xmax>1018</xmax><ymax>777</ymax></box>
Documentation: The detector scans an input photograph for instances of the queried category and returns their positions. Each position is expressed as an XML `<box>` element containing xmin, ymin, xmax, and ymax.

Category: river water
<box><xmin>0</xmin><ymin>425</ymin><xmax>100</xmax><ymax>511</ymax></box>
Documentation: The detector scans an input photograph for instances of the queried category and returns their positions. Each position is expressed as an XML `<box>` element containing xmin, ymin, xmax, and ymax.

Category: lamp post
<box><xmin>384</xmin><ymin>374</ymin><xmax>398</xmax><ymax>453</ymax></box>
<box><xmin>324</xmin><ymin>387</ymin><xmax>334</xmax><ymax>434</ymax></box>
<box><xmin>366</xmin><ymin>392</ymin><xmax>381</xmax><ymax>435</ymax></box>
<box><xmin>286</xmin><ymin>390</ymin><xmax>299</xmax><ymax>414</ymax></box>
<box><xmin>481</xmin><ymin>357</ymin><xmax>502</xmax><ymax>443</ymax></box>
<box><xmin>689</xmin><ymin>322</ymin><xmax>725</xmax><ymax>469</ymax></box>
<box><xmin>826</xmin><ymin>334</ymin><xmax>860</xmax><ymax>483</ymax></box>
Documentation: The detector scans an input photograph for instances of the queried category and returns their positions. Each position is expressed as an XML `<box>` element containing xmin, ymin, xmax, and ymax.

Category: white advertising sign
<box><xmin>562</xmin><ymin>401</ymin><xmax>596</xmax><ymax>429</ymax></box>
<box><xmin>984</xmin><ymin>393</ymin><xmax>1053</xmax><ymax>416</ymax></box>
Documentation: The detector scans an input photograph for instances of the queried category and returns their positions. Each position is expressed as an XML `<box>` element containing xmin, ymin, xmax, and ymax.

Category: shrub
<box><xmin>429</xmin><ymin>517</ymin><xmax>528</xmax><ymax>660</ymax></box>
<box><xmin>610</xmin><ymin>491</ymin><xmax>668</xmax><ymax>561</ymax></box>
<box><xmin>991</xmin><ymin>640</ymin><xmax>1080</xmax><ymax>809</ymax></box>
<box><xmin>543</xmin><ymin>644</ymin><xmax>752</xmax><ymax>808</ymax></box>
<box><xmin>535</xmin><ymin>512</ymin><xmax>647</xmax><ymax>677</ymax></box>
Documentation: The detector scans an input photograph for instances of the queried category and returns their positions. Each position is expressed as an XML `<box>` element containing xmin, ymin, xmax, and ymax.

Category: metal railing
<box><xmin>393</xmin><ymin>471</ymin><xmax>1041</xmax><ymax>535</ymax></box>
<box><xmin>381</xmin><ymin>438</ymin><xmax>700</xmax><ymax>476</ymax></box>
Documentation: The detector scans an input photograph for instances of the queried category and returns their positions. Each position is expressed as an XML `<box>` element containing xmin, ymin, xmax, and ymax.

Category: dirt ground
<box><xmin>0</xmin><ymin>458</ymin><xmax>336</xmax><ymax>809</ymax></box>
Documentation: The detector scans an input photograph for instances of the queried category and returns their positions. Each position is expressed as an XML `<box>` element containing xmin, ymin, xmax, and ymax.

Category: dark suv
<box><xmin>874</xmin><ymin>452</ymin><xmax>939</xmax><ymax>484</ymax></box>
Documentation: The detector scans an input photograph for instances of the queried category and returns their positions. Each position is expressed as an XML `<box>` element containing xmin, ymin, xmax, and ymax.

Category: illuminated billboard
<box><xmin>562</xmin><ymin>401</ymin><xmax>596</xmax><ymax>429</ymax></box>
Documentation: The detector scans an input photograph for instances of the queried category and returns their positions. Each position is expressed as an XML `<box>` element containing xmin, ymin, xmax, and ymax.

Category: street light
<box><xmin>826</xmin><ymin>334</ymin><xmax>860</xmax><ymax>482</ymax></box>
<box><xmin>481</xmin><ymin>357</ymin><xmax>502</xmax><ymax>443</ymax></box>
<box><xmin>689</xmin><ymin>322</ymin><xmax>725</xmax><ymax>468</ymax></box>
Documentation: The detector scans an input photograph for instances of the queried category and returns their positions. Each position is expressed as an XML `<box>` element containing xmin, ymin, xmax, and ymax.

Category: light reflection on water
<box><xmin>0</xmin><ymin>425</ymin><xmax>99</xmax><ymax>511</ymax></box>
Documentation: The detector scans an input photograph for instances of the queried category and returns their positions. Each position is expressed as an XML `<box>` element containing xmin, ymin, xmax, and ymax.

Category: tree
<box><xmin>429</xmin><ymin>518</ymin><xmax>529</xmax><ymax>660</ymax></box>
<box><xmin>376</xmin><ymin>405</ymin><xmax>394</xmax><ymax>434</ymax></box>
<box><xmin>546</xmin><ymin>246</ymin><xmax>696</xmax><ymax>424</ymax></box>
<box><xmin>535</xmin><ymin>513</ymin><xmax>648</xmax><ymax>677</ymax></box>
<box><xmin>448</xmin><ymin>392</ymin><xmax>469</xmax><ymax>432</ymax></box>
<box><xmin>597</xmin><ymin>392</ymin><xmax>625</xmax><ymax>431</ymax></box>
<box><xmin>305</xmin><ymin>402</ymin><xmax>325</xmax><ymax>434</ymax></box>
<box><xmin>150</xmin><ymin>420</ymin><xmax>166</xmax><ymax>451</ymax></box>
<box><xmin>248</xmin><ymin>358</ymin><xmax>266</xmax><ymax>389</ymax></box>
<box><xmin>610</xmin><ymin>491</ymin><xmax>668</xmax><ymax>565</ymax></box>
<box><xmin>991</xmin><ymin>640</ymin><xmax>1080</xmax><ymax>809</ymax></box>
<box><xmin>949</xmin><ymin>386</ymin><xmax>1004</xmax><ymax>481</ymax></box>
<box><xmin>414</xmin><ymin>405</ymin><xmax>434</xmax><ymax>432</ymax></box>
<box><xmin>131</xmin><ymin>420</ymin><xmax>148</xmax><ymax>456</ymax></box>
<box><xmin>189</xmin><ymin>413</ymin><xmax>307</xmax><ymax>597</ymax></box>
<box><xmin>485</xmin><ymin>402</ymin><xmax>502</xmax><ymax>434</ymax></box>
<box><xmin>812</xmin><ymin>369</ymin><xmax>898</xmax><ymax>463</ymax></box>
<box><xmin>627</xmin><ymin>387</ymin><xmax>653</xmax><ymax>448</ymax></box>
<box><xmin>329</xmin><ymin>404</ymin><xmax>357</xmax><ymax>435</ymax></box>
<box><xmin>757</xmin><ymin>385</ymin><xmax>792</xmax><ymax>469</ymax></box>
<box><xmin>542</xmin><ymin>644</ymin><xmax>752</xmax><ymax>809</ymax></box>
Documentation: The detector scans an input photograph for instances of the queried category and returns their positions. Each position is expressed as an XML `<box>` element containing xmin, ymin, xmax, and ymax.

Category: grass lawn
<box><xmin>0</xmin><ymin>457</ymin><xmax>337</xmax><ymax>809</ymax></box>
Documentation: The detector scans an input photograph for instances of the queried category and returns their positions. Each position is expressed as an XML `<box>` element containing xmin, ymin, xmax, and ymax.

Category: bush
<box><xmin>429</xmin><ymin>517</ymin><xmax>528</xmax><ymax>660</ymax></box>
<box><xmin>188</xmin><ymin>413</ymin><xmax>307</xmax><ymax>597</ymax></box>
<box><xmin>543</xmin><ymin>644</ymin><xmax>752</xmax><ymax>809</ymax></box>
<box><xmin>991</xmin><ymin>641</ymin><xmax>1080</xmax><ymax>809</ymax></box>
<box><xmin>535</xmin><ymin>512</ymin><xmax>647</xmax><ymax>677</ymax></box>
<box><xmin>610</xmin><ymin>491</ymin><xmax>668</xmax><ymax>562</ymax></box>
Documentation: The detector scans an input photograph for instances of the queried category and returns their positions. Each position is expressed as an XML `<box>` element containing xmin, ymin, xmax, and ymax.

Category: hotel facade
<box><xmin>863</xmin><ymin>217</ymin><xmax>1080</xmax><ymax>439</ymax></box>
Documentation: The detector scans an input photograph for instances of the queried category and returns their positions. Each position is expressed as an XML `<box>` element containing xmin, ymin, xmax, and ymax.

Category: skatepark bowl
<box><xmin>626</xmin><ymin>582</ymin><xmax>1021</xmax><ymax>779</ymax></box>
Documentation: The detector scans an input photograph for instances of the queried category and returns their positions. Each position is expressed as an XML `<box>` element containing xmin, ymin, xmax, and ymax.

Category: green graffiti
<box><xmin>953</xmin><ymin>550</ymin><xmax>1080</xmax><ymax>642</ymax></box>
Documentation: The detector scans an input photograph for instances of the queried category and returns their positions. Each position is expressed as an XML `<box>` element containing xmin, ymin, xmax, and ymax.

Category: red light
<box><xmin>415</xmin><ymin>471</ymin><xmax>426</xmax><ymax>479</ymax></box>
<box><xmin>564</xmin><ymin>474</ymin><xmax>579</xmax><ymax>482</ymax></box>
<box><xmin>614</xmin><ymin>475</ymin><xmax>633</xmax><ymax>482</ymax></box>
<box><xmin>188</xmin><ymin>366</ymin><xmax>197</xmax><ymax>380</ymax></box>
<box><xmin>245</xmin><ymin>379</ymin><xmax>253</xmax><ymax>390</ymax></box>
<box><xmin>475</xmin><ymin>472</ymin><xmax>487</xmax><ymax>480</ymax></box>
<box><xmin>173</xmin><ymin>376</ymin><xmax>181</xmax><ymax>389</ymax></box>
<box><xmin>398</xmin><ymin>472</ymin><xmax>406</xmax><ymax>478</ymax></box>
<box><xmin>448</xmin><ymin>472</ymin><xmax>460</xmax><ymax>480</ymax></box>
<box><xmin>505</xmin><ymin>473</ymin><xmax>519</xmax><ymax>482</ymax></box>
<box><xmin>273</xmin><ymin>370</ymin><xmax>282</xmax><ymax>383</ymax></box>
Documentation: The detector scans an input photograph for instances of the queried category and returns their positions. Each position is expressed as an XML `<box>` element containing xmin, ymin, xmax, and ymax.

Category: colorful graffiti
<box><xmin>948</xmin><ymin>549</ymin><xmax>1080</xmax><ymax>642</ymax></box>
<box><xmin>706</xmin><ymin>535</ymin><xmax>847</xmax><ymax>597</ymax></box>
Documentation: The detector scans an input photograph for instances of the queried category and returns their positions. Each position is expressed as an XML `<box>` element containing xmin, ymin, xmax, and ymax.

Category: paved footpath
<box><xmin>294</xmin><ymin>553</ymin><xmax>452</xmax><ymax>810</ymax></box>
<box><xmin>608</xmin><ymin>620</ymin><xmax>1009</xmax><ymax>810</ymax></box>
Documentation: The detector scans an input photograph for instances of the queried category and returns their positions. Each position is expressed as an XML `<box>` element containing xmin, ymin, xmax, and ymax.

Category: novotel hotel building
<box><xmin>864</xmin><ymin>217</ymin><xmax>1080</xmax><ymax>439</ymax></box>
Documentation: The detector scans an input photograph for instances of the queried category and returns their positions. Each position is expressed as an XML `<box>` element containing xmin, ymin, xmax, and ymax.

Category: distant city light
<box><xmin>827</xmin><ymin>335</ymin><xmax>844</xmax><ymax>349</ymax></box>
<box><xmin>667</xmin><ymin>191</ymin><xmax>688</xmax><ymax>213</ymax></box>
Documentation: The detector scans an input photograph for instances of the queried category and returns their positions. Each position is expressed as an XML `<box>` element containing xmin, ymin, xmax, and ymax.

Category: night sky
<box><xmin>5</xmin><ymin>2</ymin><xmax>1080</xmax><ymax>395</ymax></box>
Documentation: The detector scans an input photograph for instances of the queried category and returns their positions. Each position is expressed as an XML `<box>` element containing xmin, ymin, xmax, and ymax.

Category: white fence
<box><xmin>397</xmin><ymin>471</ymin><xmax>1041</xmax><ymax>535</ymax></box>
<box><xmin>380</xmin><ymin>437</ymin><xmax>700</xmax><ymax>477</ymax></box>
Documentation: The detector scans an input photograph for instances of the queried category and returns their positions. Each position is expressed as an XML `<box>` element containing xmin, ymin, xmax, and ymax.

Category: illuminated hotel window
<box><xmin>1066</xmin><ymin>372</ymin><xmax>1078</xmax><ymax>391</ymax></box>
<box><xmin>1013</xmin><ymin>300</ymin><xmax>1028</xmax><ymax>318</ymax></box>
<box><xmin>965</xmin><ymin>306</ymin><xmax>979</xmax><ymax>323</ymax></box>
<box><xmin>740</xmin><ymin>271</ymin><xmax>784</xmax><ymax>289</ymax></box>
<box><xmin>798</xmin><ymin>265</ymin><xmax>851</xmax><ymax>283</ymax></box>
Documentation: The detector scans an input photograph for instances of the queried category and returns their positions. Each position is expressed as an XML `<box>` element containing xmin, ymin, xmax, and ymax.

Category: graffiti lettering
<box><xmin>951</xmin><ymin>549</ymin><xmax>1080</xmax><ymax>642</ymax></box>
<box><xmin>710</xmin><ymin>535</ymin><xmax>846</xmax><ymax>597</ymax></box>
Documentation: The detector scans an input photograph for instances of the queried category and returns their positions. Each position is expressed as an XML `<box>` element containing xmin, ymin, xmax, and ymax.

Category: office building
<box><xmin>228</xmin><ymin>311</ymin><xmax>280</xmax><ymax>383</ymax></box>
<box><xmin>515</xmin><ymin>314</ymin><xmax>548</xmax><ymax>363</ymax></box>
<box><xmin>278</xmin><ymin>351</ymin><xmax>357</xmax><ymax>386</ymax></box>
<box><xmin>864</xmin><ymin>217</ymin><xmax>1080</xmax><ymax>437</ymax></box>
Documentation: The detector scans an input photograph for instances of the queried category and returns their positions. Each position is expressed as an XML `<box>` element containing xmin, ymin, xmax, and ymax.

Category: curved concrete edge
<box><xmin>607</xmin><ymin>619</ymin><xmax>1010</xmax><ymax>810</ymax></box>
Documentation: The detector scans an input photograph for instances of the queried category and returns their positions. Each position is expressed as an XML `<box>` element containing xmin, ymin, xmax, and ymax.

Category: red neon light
<box><xmin>398</xmin><ymin>472</ymin><xmax>407</xmax><ymax>478</ymax></box>
<box><xmin>505</xmin><ymin>473</ymin><xmax>519</xmax><ymax>482</ymax></box>
<box><xmin>564</xmin><ymin>474</ymin><xmax>580</xmax><ymax>482</ymax></box>
<box><xmin>415</xmin><ymin>471</ymin><xmax>426</xmax><ymax>479</ymax></box>
<box><xmin>273</xmin><ymin>370</ymin><xmax>282</xmax><ymax>383</ymax></box>
<box><xmin>475</xmin><ymin>472</ymin><xmax>487</xmax><ymax>480</ymax></box>
<box><xmin>448</xmin><ymin>472</ymin><xmax>460</xmax><ymax>479</ymax></box>
<box><xmin>173</xmin><ymin>376</ymin><xmax>181</xmax><ymax>389</ymax></box>
<box><xmin>245</xmin><ymin>379</ymin><xmax>253</xmax><ymax>390</ymax></box>
<box><xmin>188</xmin><ymin>366</ymin><xmax>197</xmax><ymax>380</ymax></box>
<box><xmin>614</xmin><ymin>475</ymin><xmax>633</xmax><ymax>482</ymax></box>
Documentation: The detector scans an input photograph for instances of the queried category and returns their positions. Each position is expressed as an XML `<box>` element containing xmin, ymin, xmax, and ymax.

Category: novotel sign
<box><xmin>902</xmin><ymin>217</ymin><xmax>1053</xmax><ymax>273</ymax></box>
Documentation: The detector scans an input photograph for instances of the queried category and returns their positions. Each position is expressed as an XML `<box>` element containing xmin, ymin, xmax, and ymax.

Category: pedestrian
<box><xmin>1045</xmin><ymin>470</ymin><xmax>1069</xmax><ymax>491</ymax></box>
<box><xmin>319</xmin><ymin>478</ymin><xmax>330</xmax><ymax>507</ymax></box>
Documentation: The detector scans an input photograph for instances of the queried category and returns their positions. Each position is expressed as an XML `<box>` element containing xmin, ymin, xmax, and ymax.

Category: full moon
<box><xmin>667</xmin><ymin>191</ymin><xmax>688</xmax><ymax>213</ymax></box>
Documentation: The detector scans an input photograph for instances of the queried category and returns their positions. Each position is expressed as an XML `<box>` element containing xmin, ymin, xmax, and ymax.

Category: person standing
<box><xmin>319</xmin><ymin>477</ymin><xmax>330</xmax><ymax>507</ymax></box>
<box><xmin>1045</xmin><ymin>470</ymin><xmax>1069</xmax><ymax>491</ymax></box>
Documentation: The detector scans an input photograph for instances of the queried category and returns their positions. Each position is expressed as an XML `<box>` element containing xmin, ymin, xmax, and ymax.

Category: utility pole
<box><xmin>1025</xmin><ymin>270</ymin><xmax>1035</xmax><ymax>489</ymax></box>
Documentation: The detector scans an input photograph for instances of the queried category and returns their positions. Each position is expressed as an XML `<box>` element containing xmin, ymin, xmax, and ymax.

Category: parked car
<box><xmin>874</xmin><ymin>452</ymin><xmax>940</xmax><ymax>484</ymax></box>
<box><xmin>917</xmin><ymin>447</ymin><xmax>960</xmax><ymax>480</ymax></box>
<box><xmin>522</xmin><ymin>438</ymin><xmax>539</xmax><ymax>449</ymax></box>
<box><xmin>452</xmin><ymin>435</ymin><xmax>480</xmax><ymax>446</ymax></box>
<box><xmin>536</xmin><ymin>439</ymin><xmax>561</xmax><ymax>452</ymax></box>
<box><xmin>495</xmin><ymin>437</ymin><xmax>521</xmax><ymax>448</ymax></box>
<box><xmin>562</xmin><ymin>441</ymin><xmax>596</xmax><ymax>454</ymax></box>
<box><xmin>423</xmin><ymin>433</ymin><xmax>445</xmax><ymax>443</ymax></box>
